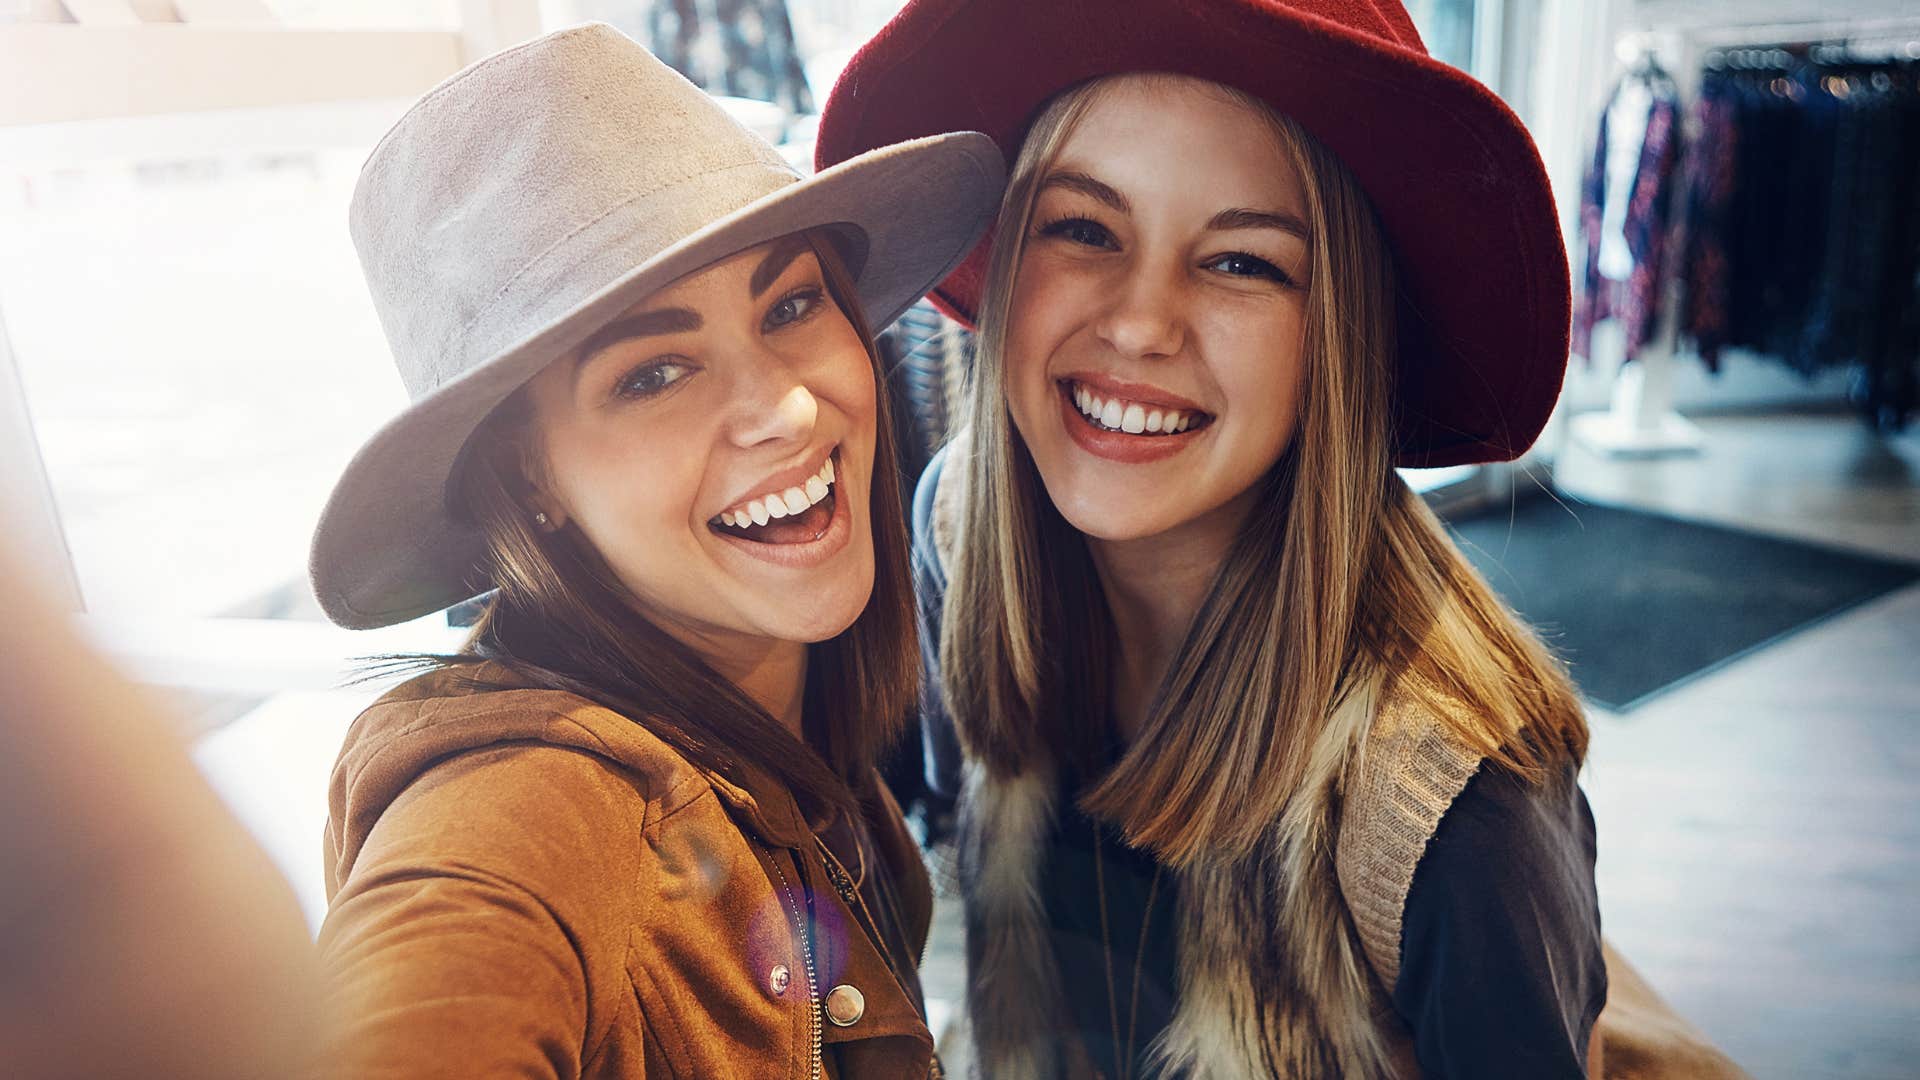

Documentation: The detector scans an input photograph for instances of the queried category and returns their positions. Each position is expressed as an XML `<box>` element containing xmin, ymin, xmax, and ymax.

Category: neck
<box><xmin>668</xmin><ymin>624</ymin><xmax>810</xmax><ymax>740</ymax></box>
<box><xmin>1087</xmin><ymin>491</ymin><xmax>1254</xmax><ymax>742</ymax></box>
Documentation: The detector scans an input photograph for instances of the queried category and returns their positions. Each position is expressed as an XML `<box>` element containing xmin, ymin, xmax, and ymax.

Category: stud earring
<box><xmin>533</xmin><ymin>512</ymin><xmax>549</xmax><ymax>527</ymax></box>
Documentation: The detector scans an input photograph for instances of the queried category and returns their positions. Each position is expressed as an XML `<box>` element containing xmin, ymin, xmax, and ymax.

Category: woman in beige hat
<box><xmin>308</xmin><ymin>23</ymin><xmax>1001</xmax><ymax>1078</ymax></box>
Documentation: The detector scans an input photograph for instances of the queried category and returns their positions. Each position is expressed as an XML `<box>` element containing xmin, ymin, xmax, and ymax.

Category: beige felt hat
<box><xmin>309</xmin><ymin>22</ymin><xmax>1004</xmax><ymax>629</ymax></box>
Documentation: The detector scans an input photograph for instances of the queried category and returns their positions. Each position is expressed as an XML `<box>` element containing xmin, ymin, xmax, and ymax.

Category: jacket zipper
<box><xmin>768</xmin><ymin>851</ymin><xmax>822</xmax><ymax>1080</ymax></box>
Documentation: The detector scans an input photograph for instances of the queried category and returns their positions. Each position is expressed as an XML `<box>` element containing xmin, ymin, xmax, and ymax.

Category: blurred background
<box><xmin>0</xmin><ymin>2</ymin><xmax>1914</xmax><ymax>1077</ymax></box>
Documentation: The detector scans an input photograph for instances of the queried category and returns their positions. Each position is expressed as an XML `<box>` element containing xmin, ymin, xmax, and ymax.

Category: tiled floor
<box><xmin>1558</xmin><ymin>411</ymin><xmax>1920</xmax><ymax>1080</ymax></box>
<box><xmin>192</xmin><ymin>409</ymin><xmax>1917</xmax><ymax>1078</ymax></box>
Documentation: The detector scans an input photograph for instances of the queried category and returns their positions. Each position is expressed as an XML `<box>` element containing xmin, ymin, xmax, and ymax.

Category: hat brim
<box><xmin>311</xmin><ymin>131</ymin><xmax>1004</xmax><ymax>629</ymax></box>
<box><xmin>815</xmin><ymin>0</ymin><xmax>1571</xmax><ymax>468</ymax></box>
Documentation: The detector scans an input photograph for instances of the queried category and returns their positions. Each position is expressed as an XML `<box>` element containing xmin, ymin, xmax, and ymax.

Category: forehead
<box><xmin>1051</xmin><ymin>76</ymin><xmax>1305</xmax><ymax>212</ymax></box>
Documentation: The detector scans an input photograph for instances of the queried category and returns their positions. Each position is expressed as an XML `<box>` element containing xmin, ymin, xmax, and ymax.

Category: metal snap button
<box><xmin>768</xmin><ymin>964</ymin><xmax>791</xmax><ymax>996</ymax></box>
<box><xmin>824</xmin><ymin>983</ymin><xmax>865</xmax><ymax>1027</ymax></box>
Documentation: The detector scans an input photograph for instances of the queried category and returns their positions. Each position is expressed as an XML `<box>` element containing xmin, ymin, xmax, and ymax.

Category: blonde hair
<box><xmin>940</xmin><ymin>76</ymin><xmax>1586</xmax><ymax>866</ymax></box>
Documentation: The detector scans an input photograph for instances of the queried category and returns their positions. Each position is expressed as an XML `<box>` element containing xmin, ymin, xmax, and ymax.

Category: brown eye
<box><xmin>765</xmin><ymin>286</ymin><xmax>825</xmax><ymax>331</ymax></box>
<box><xmin>1205</xmin><ymin>251</ymin><xmax>1294</xmax><ymax>286</ymax></box>
<box><xmin>1038</xmin><ymin>216</ymin><xmax>1117</xmax><ymax>249</ymax></box>
<box><xmin>615</xmin><ymin>359</ymin><xmax>694</xmax><ymax>400</ymax></box>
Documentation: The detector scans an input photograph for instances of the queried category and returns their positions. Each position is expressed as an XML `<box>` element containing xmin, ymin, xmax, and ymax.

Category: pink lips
<box><xmin>1055</xmin><ymin>378</ymin><xmax>1211</xmax><ymax>465</ymax></box>
<box><xmin>707</xmin><ymin>453</ymin><xmax>854</xmax><ymax>569</ymax></box>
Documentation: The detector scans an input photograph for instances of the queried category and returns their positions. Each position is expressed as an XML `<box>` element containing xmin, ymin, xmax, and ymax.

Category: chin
<box><xmin>761</xmin><ymin>565</ymin><xmax>875</xmax><ymax>644</ymax></box>
<box><xmin>1051</xmin><ymin>494</ymin><xmax>1179</xmax><ymax>543</ymax></box>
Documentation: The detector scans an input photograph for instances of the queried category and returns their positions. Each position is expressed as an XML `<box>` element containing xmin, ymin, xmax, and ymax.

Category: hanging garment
<box><xmin>1573</xmin><ymin>63</ymin><xmax>1684</xmax><ymax>365</ymax></box>
<box><xmin>1679</xmin><ymin>55</ymin><xmax>1919</xmax><ymax>431</ymax></box>
<box><xmin>1678</xmin><ymin>72</ymin><xmax>1740</xmax><ymax>371</ymax></box>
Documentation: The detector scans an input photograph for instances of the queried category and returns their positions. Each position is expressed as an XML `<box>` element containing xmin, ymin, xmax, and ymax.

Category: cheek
<box><xmin>1003</xmin><ymin>259</ymin><xmax>1085</xmax><ymax>397</ymax></box>
<box><xmin>1212</xmin><ymin>308</ymin><xmax>1307</xmax><ymax>461</ymax></box>
<box><xmin>808</xmin><ymin>323</ymin><xmax>879</xmax><ymax>429</ymax></box>
<box><xmin>548</xmin><ymin>420</ymin><xmax>703</xmax><ymax>558</ymax></box>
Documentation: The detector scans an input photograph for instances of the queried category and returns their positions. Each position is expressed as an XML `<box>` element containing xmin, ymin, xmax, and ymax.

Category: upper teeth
<box><xmin>717</xmin><ymin>457</ymin><xmax>835</xmax><ymax>529</ymax></box>
<box><xmin>1072</xmin><ymin>383</ymin><xmax>1194</xmax><ymax>434</ymax></box>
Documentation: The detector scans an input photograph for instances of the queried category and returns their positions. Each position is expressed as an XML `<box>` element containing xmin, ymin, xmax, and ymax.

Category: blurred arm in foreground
<box><xmin>0</xmin><ymin>537</ymin><xmax>320</xmax><ymax>1080</ymax></box>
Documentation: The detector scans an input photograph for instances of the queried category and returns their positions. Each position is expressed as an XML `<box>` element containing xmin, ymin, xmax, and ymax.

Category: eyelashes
<box><xmin>763</xmin><ymin>284</ymin><xmax>826</xmax><ymax>331</ymax></box>
<box><xmin>1033</xmin><ymin>215</ymin><xmax>1299</xmax><ymax>288</ymax></box>
<box><xmin>609</xmin><ymin>283</ymin><xmax>830</xmax><ymax>404</ymax></box>
<box><xmin>1036</xmin><ymin>215</ymin><xmax>1117</xmax><ymax>249</ymax></box>
<box><xmin>614</xmin><ymin>358</ymin><xmax>693</xmax><ymax>401</ymax></box>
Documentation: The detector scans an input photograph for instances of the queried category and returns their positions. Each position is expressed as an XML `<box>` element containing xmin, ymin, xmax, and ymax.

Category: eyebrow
<box><xmin>573</xmin><ymin>307</ymin><xmax>703</xmax><ymax>374</ymax></box>
<box><xmin>1039</xmin><ymin>169</ymin><xmax>1309</xmax><ymax>240</ymax></box>
<box><xmin>748</xmin><ymin>233</ymin><xmax>814</xmax><ymax>298</ymax></box>
<box><xmin>1037</xmin><ymin>170</ymin><xmax>1131</xmax><ymax>214</ymax></box>
<box><xmin>1208</xmin><ymin>206</ymin><xmax>1311</xmax><ymax>239</ymax></box>
<box><xmin>571</xmin><ymin>236</ymin><xmax>819</xmax><ymax>378</ymax></box>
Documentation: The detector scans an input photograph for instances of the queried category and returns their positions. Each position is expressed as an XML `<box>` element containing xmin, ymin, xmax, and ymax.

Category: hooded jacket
<box><xmin>317</xmin><ymin>662</ymin><xmax>938</xmax><ymax>1079</ymax></box>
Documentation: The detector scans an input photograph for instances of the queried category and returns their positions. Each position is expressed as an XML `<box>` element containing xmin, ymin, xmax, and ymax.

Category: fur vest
<box><xmin>927</xmin><ymin>444</ymin><xmax>1748</xmax><ymax>1079</ymax></box>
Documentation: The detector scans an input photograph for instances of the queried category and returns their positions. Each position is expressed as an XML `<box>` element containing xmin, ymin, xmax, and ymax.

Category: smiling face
<box><xmin>1003</xmin><ymin>75</ymin><xmax>1313</xmax><ymax>544</ymax></box>
<box><xmin>516</xmin><ymin>235</ymin><xmax>879</xmax><ymax>660</ymax></box>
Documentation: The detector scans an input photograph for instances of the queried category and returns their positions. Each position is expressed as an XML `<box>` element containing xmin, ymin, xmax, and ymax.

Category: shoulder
<box><xmin>329</xmin><ymin>664</ymin><xmax>713</xmax><ymax>897</ymax></box>
<box><xmin>1334</xmin><ymin>680</ymin><xmax>1589</xmax><ymax>986</ymax></box>
<box><xmin>345</xmin><ymin>661</ymin><xmax>710</xmax><ymax>809</ymax></box>
<box><xmin>1392</xmin><ymin>760</ymin><xmax>1605</xmax><ymax>1077</ymax></box>
<box><xmin>1334</xmin><ymin>680</ymin><xmax>1485</xmax><ymax>984</ymax></box>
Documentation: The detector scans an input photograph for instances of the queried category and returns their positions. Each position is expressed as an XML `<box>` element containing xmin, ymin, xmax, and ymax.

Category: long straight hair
<box><xmin>404</xmin><ymin>230</ymin><xmax>917</xmax><ymax>822</ymax></box>
<box><xmin>942</xmin><ymin>77</ymin><xmax>1587</xmax><ymax>866</ymax></box>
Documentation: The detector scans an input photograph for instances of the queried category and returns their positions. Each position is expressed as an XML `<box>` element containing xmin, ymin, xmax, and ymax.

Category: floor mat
<box><xmin>1445</xmin><ymin>493</ymin><xmax>1920</xmax><ymax>711</ymax></box>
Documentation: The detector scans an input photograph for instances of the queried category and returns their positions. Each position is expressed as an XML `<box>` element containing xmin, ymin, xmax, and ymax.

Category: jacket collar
<box><xmin>702</xmin><ymin>756</ymin><xmax>817</xmax><ymax>849</ymax></box>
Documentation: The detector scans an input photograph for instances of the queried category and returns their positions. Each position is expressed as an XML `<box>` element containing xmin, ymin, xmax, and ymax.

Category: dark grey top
<box><xmin>911</xmin><ymin>446</ymin><xmax>1607</xmax><ymax>1079</ymax></box>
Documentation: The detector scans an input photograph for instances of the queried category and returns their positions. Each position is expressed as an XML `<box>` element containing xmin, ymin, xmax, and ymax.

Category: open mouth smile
<box><xmin>710</xmin><ymin>454</ymin><xmax>837</xmax><ymax>544</ymax></box>
<box><xmin>704</xmin><ymin>450</ymin><xmax>853</xmax><ymax>569</ymax></box>
<box><xmin>1056</xmin><ymin>379</ymin><xmax>1213</xmax><ymax>464</ymax></box>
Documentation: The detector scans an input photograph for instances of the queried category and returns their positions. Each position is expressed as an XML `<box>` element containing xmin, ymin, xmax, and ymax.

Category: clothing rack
<box><xmin>1573</xmin><ymin>12</ymin><xmax>1920</xmax><ymax>456</ymax></box>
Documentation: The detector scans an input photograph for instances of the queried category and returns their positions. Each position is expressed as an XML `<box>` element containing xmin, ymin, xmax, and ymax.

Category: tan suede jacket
<box><xmin>318</xmin><ymin>662</ymin><xmax>937</xmax><ymax>1078</ymax></box>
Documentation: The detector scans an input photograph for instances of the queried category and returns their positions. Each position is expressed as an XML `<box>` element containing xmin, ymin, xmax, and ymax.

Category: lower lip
<box><xmin>707</xmin><ymin>457</ymin><xmax>855</xmax><ymax>569</ymax></box>
<box><xmin>1057</xmin><ymin>383</ymin><xmax>1206</xmax><ymax>464</ymax></box>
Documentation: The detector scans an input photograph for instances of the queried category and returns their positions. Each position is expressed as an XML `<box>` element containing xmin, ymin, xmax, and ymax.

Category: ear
<box><xmin>525</xmin><ymin>486</ymin><xmax>569</xmax><ymax>533</ymax></box>
<box><xmin>501</xmin><ymin>426</ymin><xmax>568</xmax><ymax>533</ymax></box>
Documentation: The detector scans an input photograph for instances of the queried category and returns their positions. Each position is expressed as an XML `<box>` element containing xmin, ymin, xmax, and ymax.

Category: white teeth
<box><xmin>1070</xmin><ymin>382</ymin><xmax>1201</xmax><ymax>436</ymax></box>
<box><xmin>717</xmin><ymin>456</ymin><xmax>837</xmax><ymax>530</ymax></box>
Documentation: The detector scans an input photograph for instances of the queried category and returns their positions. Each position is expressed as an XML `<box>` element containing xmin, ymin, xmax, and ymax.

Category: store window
<box><xmin>1409</xmin><ymin>0</ymin><xmax>1478</xmax><ymax>72</ymax></box>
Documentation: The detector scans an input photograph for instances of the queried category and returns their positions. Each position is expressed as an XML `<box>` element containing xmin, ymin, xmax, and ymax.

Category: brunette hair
<box><xmin>402</xmin><ymin>230</ymin><xmax>917</xmax><ymax>821</ymax></box>
<box><xmin>941</xmin><ymin>76</ymin><xmax>1588</xmax><ymax>865</ymax></box>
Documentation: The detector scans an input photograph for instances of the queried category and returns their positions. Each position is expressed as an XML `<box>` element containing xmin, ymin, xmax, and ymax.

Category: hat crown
<box><xmin>350</xmin><ymin>23</ymin><xmax>797</xmax><ymax>401</ymax></box>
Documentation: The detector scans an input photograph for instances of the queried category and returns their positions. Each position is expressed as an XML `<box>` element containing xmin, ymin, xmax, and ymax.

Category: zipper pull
<box><xmin>821</xmin><ymin>844</ymin><xmax>858</xmax><ymax>905</ymax></box>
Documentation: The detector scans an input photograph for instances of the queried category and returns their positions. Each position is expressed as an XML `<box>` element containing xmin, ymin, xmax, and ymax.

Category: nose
<box><xmin>725</xmin><ymin>352</ymin><xmax>819</xmax><ymax>450</ymax></box>
<box><xmin>1094</xmin><ymin>257</ymin><xmax>1187</xmax><ymax>361</ymax></box>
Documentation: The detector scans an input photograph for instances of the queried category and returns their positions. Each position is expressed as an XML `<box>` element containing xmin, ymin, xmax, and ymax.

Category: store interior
<box><xmin>1</xmin><ymin>1</ymin><xmax>1916</xmax><ymax>1077</ymax></box>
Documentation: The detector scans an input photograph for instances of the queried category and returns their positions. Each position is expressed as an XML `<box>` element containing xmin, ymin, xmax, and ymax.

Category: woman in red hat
<box><xmin>819</xmin><ymin>2</ymin><xmax>1747</xmax><ymax>1078</ymax></box>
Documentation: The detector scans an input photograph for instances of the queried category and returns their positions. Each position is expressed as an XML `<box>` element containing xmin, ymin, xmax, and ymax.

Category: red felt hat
<box><xmin>816</xmin><ymin>0</ymin><xmax>1571</xmax><ymax>467</ymax></box>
